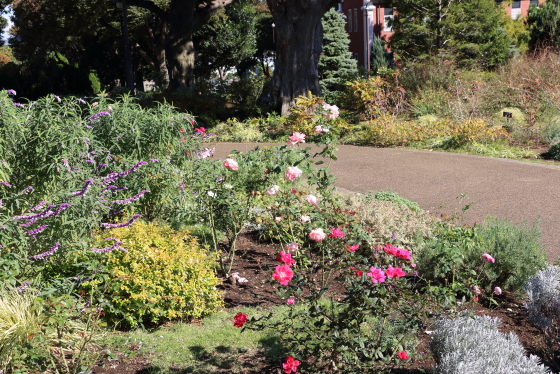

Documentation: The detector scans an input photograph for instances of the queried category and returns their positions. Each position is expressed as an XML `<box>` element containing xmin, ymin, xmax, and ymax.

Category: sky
<box><xmin>2</xmin><ymin>10</ymin><xmax>12</xmax><ymax>45</ymax></box>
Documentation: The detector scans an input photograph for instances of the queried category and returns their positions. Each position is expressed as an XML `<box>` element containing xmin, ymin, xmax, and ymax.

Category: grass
<box><xmin>101</xmin><ymin>306</ymin><xmax>288</xmax><ymax>374</ymax></box>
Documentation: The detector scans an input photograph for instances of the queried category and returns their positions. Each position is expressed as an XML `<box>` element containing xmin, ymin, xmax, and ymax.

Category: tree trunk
<box><xmin>267</xmin><ymin>0</ymin><xmax>336</xmax><ymax>115</ymax></box>
<box><xmin>167</xmin><ymin>7</ymin><xmax>196</xmax><ymax>90</ymax></box>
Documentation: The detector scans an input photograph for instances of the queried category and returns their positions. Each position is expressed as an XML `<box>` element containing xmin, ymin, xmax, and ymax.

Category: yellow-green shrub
<box><xmin>364</xmin><ymin>116</ymin><xmax>509</xmax><ymax>148</ymax></box>
<box><xmin>92</xmin><ymin>221</ymin><xmax>223</xmax><ymax>328</ymax></box>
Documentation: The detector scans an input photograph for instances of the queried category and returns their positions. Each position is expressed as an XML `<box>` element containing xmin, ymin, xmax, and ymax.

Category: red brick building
<box><xmin>338</xmin><ymin>0</ymin><xmax>544</xmax><ymax>69</ymax></box>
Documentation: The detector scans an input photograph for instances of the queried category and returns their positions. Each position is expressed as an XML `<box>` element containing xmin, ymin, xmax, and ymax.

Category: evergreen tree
<box><xmin>389</xmin><ymin>0</ymin><xmax>513</xmax><ymax>69</ymax></box>
<box><xmin>318</xmin><ymin>8</ymin><xmax>358</xmax><ymax>104</ymax></box>
<box><xmin>370</xmin><ymin>37</ymin><xmax>389</xmax><ymax>75</ymax></box>
<box><xmin>528</xmin><ymin>0</ymin><xmax>560</xmax><ymax>49</ymax></box>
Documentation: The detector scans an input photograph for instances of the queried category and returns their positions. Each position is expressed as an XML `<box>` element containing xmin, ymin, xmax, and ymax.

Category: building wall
<box><xmin>339</xmin><ymin>0</ymin><xmax>545</xmax><ymax>69</ymax></box>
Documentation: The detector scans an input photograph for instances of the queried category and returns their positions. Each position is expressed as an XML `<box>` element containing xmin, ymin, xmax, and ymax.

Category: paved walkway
<box><xmin>215</xmin><ymin>143</ymin><xmax>560</xmax><ymax>261</ymax></box>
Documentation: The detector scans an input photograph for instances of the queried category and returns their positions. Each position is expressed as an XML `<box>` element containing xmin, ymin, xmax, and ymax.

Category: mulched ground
<box><xmin>92</xmin><ymin>230</ymin><xmax>558</xmax><ymax>374</ymax></box>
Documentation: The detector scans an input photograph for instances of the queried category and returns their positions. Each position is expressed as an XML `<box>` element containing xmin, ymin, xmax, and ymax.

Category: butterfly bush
<box><xmin>238</xmin><ymin>131</ymin><xmax>426</xmax><ymax>373</ymax></box>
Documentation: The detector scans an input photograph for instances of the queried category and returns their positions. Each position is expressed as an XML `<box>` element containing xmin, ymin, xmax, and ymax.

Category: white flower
<box><xmin>299</xmin><ymin>215</ymin><xmax>311</xmax><ymax>223</ymax></box>
<box><xmin>224</xmin><ymin>184</ymin><xmax>233</xmax><ymax>189</ymax></box>
<box><xmin>208</xmin><ymin>191</ymin><xmax>216</xmax><ymax>197</ymax></box>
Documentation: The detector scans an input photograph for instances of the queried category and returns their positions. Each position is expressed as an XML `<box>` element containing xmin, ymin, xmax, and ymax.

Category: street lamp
<box><xmin>113</xmin><ymin>0</ymin><xmax>135</xmax><ymax>94</ymax></box>
<box><xmin>361</xmin><ymin>1</ymin><xmax>375</xmax><ymax>77</ymax></box>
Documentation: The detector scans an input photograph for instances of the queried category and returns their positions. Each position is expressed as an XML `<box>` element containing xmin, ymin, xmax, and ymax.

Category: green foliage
<box><xmin>370</xmin><ymin>190</ymin><xmax>422</xmax><ymax>213</ymax></box>
<box><xmin>318</xmin><ymin>8</ymin><xmax>358</xmax><ymax>104</ymax></box>
<box><xmin>528</xmin><ymin>0</ymin><xmax>560</xmax><ymax>49</ymax></box>
<box><xmin>194</xmin><ymin>0</ymin><xmax>258</xmax><ymax>79</ymax></box>
<box><xmin>389</xmin><ymin>0</ymin><xmax>514</xmax><ymax>69</ymax></box>
<box><xmin>89</xmin><ymin>221</ymin><xmax>223</xmax><ymax>328</ymax></box>
<box><xmin>370</xmin><ymin>37</ymin><xmax>389</xmax><ymax>76</ymax></box>
<box><xmin>417</xmin><ymin>217</ymin><xmax>548</xmax><ymax>303</ymax></box>
<box><xmin>88</xmin><ymin>70</ymin><xmax>101</xmax><ymax>94</ymax></box>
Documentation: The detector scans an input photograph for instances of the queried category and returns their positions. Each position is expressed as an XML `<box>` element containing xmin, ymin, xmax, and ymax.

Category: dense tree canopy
<box><xmin>528</xmin><ymin>0</ymin><xmax>560</xmax><ymax>49</ymax></box>
<box><xmin>389</xmin><ymin>0</ymin><xmax>513</xmax><ymax>69</ymax></box>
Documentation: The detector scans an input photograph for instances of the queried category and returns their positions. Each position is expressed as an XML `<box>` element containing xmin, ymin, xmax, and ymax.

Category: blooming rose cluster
<box><xmin>328</xmin><ymin>228</ymin><xmax>345</xmax><ymax>239</ymax></box>
<box><xmin>365</xmin><ymin>265</ymin><xmax>407</xmax><ymax>283</ymax></box>
<box><xmin>322</xmin><ymin>103</ymin><xmax>339</xmax><ymax>119</ymax></box>
<box><xmin>309</xmin><ymin>228</ymin><xmax>326</xmax><ymax>242</ymax></box>
<box><xmin>223</xmin><ymin>158</ymin><xmax>238</xmax><ymax>171</ymax></box>
<box><xmin>266</xmin><ymin>185</ymin><xmax>280</xmax><ymax>196</ymax></box>
<box><xmin>288</xmin><ymin>132</ymin><xmax>306</xmax><ymax>145</ymax></box>
<box><xmin>306</xmin><ymin>194</ymin><xmax>318</xmax><ymax>206</ymax></box>
<box><xmin>314</xmin><ymin>125</ymin><xmax>329</xmax><ymax>134</ymax></box>
<box><xmin>273</xmin><ymin>248</ymin><xmax>297</xmax><ymax>286</ymax></box>
<box><xmin>282</xmin><ymin>356</ymin><xmax>300</xmax><ymax>373</ymax></box>
<box><xmin>233</xmin><ymin>312</ymin><xmax>248</xmax><ymax>328</ymax></box>
<box><xmin>380</xmin><ymin>243</ymin><xmax>412</xmax><ymax>261</ymax></box>
<box><xmin>285</xmin><ymin>167</ymin><xmax>302</xmax><ymax>181</ymax></box>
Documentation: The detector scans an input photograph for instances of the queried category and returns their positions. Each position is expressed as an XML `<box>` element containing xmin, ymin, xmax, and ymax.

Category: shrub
<box><xmin>213</xmin><ymin>117</ymin><xmax>265</xmax><ymax>142</ymax></box>
<box><xmin>0</xmin><ymin>290</ymin><xmax>41</xmax><ymax>370</ymax></box>
<box><xmin>525</xmin><ymin>266</ymin><xmax>560</xmax><ymax>372</ymax></box>
<box><xmin>476</xmin><ymin>217</ymin><xmax>547</xmax><ymax>292</ymax></box>
<box><xmin>417</xmin><ymin>217</ymin><xmax>547</xmax><ymax>303</ymax></box>
<box><xmin>342</xmin><ymin>192</ymin><xmax>434</xmax><ymax>252</ymax></box>
<box><xmin>431</xmin><ymin>315</ymin><xmax>548</xmax><ymax>374</ymax></box>
<box><xmin>89</xmin><ymin>221</ymin><xmax>223</xmax><ymax>328</ymax></box>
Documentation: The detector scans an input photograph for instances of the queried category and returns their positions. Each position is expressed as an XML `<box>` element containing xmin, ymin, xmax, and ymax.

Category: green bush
<box><xmin>89</xmin><ymin>221</ymin><xmax>223</xmax><ymax>328</ymax></box>
<box><xmin>417</xmin><ymin>217</ymin><xmax>547</xmax><ymax>302</ymax></box>
<box><xmin>371</xmin><ymin>190</ymin><xmax>422</xmax><ymax>213</ymax></box>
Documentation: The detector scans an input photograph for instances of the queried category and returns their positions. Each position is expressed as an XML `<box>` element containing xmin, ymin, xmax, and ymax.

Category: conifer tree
<box><xmin>370</xmin><ymin>37</ymin><xmax>389</xmax><ymax>75</ymax></box>
<box><xmin>319</xmin><ymin>8</ymin><xmax>358</xmax><ymax>104</ymax></box>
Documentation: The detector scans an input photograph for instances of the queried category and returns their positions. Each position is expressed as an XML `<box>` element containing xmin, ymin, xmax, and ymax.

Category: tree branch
<box><xmin>127</xmin><ymin>0</ymin><xmax>170</xmax><ymax>21</ymax></box>
<box><xmin>194</xmin><ymin>0</ymin><xmax>237</xmax><ymax>30</ymax></box>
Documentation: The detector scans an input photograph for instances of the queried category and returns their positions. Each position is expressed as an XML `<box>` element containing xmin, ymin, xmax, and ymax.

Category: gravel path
<box><xmin>215</xmin><ymin>143</ymin><xmax>560</xmax><ymax>261</ymax></box>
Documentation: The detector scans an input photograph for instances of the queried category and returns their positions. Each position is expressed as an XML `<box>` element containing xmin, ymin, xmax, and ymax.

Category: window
<box><xmin>348</xmin><ymin>9</ymin><xmax>353</xmax><ymax>32</ymax></box>
<box><xmin>511</xmin><ymin>0</ymin><xmax>521</xmax><ymax>19</ymax></box>
<box><xmin>354</xmin><ymin>9</ymin><xmax>358</xmax><ymax>32</ymax></box>
<box><xmin>530</xmin><ymin>0</ymin><xmax>539</xmax><ymax>8</ymax></box>
<box><xmin>384</xmin><ymin>8</ymin><xmax>394</xmax><ymax>32</ymax></box>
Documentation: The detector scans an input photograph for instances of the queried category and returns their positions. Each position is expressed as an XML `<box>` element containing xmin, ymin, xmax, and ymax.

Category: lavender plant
<box><xmin>431</xmin><ymin>315</ymin><xmax>548</xmax><ymax>374</ymax></box>
<box><xmin>525</xmin><ymin>266</ymin><xmax>560</xmax><ymax>371</ymax></box>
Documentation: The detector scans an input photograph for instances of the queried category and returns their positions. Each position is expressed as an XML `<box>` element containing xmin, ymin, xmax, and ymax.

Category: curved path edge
<box><xmin>214</xmin><ymin>143</ymin><xmax>560</xmax><ymax>261</ymax></box>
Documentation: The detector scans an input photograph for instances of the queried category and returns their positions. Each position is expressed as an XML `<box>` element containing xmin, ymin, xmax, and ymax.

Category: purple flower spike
<box><xmin>29</xmin><ymin>201</ymin><xmax>48</xmax><ymax>212</ymax></box>
<box><xmin>100</xmin><ymin>214</ymin><xmax>142</xmax><ymax>228</ymax></box>
<box><xmin>90</xmin><ymin>241</ymin><xmax>127</xmax><ymax>253</ymax></box>
<box><xmin>72</xmin><ymin>180</ymin><xmax>94</xmax><ymax>197</ymax></box>
<box><xmin>102</xmin><ymin>161</ymin><xmax>148</xmax><ymax>182</ymax></box>
<box><xmin>27</xmin><ymin>225</ymin><xmax>48</xmax><ymax>235</ymax></box>
<box><xmin>87</xmin><ymin>112</ymin><xmax>111</xmax><ymax>122</ymax></box>
<box><xmin>61</xmin><ymin>159</ymin><xmax>72</xmax><ymax>172</ymax></box>
<box><xmin>13</xmin><ymin>103</ymin><xmax>24</xmax><ymax>108</ymax></box>
<box><xmin>0</xmin><ymin>181</ymin><xmax>12</xmax><ymax>188</ymax></box>
<box><xmin>7</xmin><ymin>89</ymin><xmax>16</xmax><ymax>95</ymax></box>
<box><xmin>13</xmin><ymin>205</ymin><xmax>57</xmax><ymax>221</ymax></box>
<box><xmin>20</xmin><ymin>186</ymin><xmax>34</xmax><ymax>195</ymax></box>
<box><xmin>78</xmin><ymin>98</ymin><xmax>86</xmax><ymax>104</ymax></box>
<box><xmin>111</xmin><ymin>190</ymin><xmax>150</xmax><ymax>205</ymax></box>
<box><xmin>30</xmin><ymin>242</ymin><xmax>60</xmax><ymax>260</ymax></box>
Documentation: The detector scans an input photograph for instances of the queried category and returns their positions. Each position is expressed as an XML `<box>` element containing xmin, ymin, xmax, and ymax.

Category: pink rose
<box><xmin>481</xmin><ymin>253</ymin><xmax>495</xmax><ymax>263</ymax></box>
<box><xmin>323</xmin><ymin>103</ymin><xmax>339</xmax><ymax>120</ymax></box>
<box><xmin>266</xmin><ymin>185</ymin><xmax>280</xmax><ymax>195</ymax></box>
<box><xmin>299</xmin><ymin>215</ymin><xmax>311</xmax><ymax>223</ymax></box>
<box><xmin>494</xmin><ymin>286</ymin><xmax>502</xmax><ymax>295</ymax></box>
<box><xmin>282</xmin><ymin>356</ymin><xmax>300</xmax><ymax>374</ymax></box>
<box><xmin>286</xmin><ymin>242</ymin><xmax>299</xmax><ymax>251</ymax></box>
<box><xmin>277</xmin><ymin>250</ymin><xmax>296</xmax><ymax>265</ymax></box>
<box><xmin>273</xmin><ymin>265</ymin><xmax>294</xmax><ymax>286</ymax></box>
<box><xmin>385</xmin><ymin>266</ymin><xmax>406</xmax><ymax>279</ymax></box>
<box><xmin>285</xmin><ymin>167</ymin><xmax>303</xmax><ymax>181</ymax></box>
<box><xmin>309</xmin><ymin>228</ymin><xmax>326</xmax><ymax>242</ymax></box>
<box><xmin>286</xmin><ymin>298</ymin><xmax>295</xmax><ymax>304</ymax></box>
<box><xmin>306</xmin><ymin>194</ymin><xmax>318</xmax><ymax>206</ymax></box>
<box><xmin>398</xmin><ymin>351</ymin><xmax>408</xmax><ymax>361</ymax></box>
<box><xmin>290</xmin><ymin>188</ymin><xmax>297</xmax><ymax>194</ymax></box>
<box><xmin>366</xmin><ymin>267</ymin><xmax>386</xmax><ymax>283</ymax></box>
<box><xmin>473</xmin><ymin>285</ymin><xmax>481</xmax><ymax>294</ymax></box>
<box><xmin>328</xmin><ymin>228</ymin><xmax>345</xmax><ymax>239</ymax></box>
<box><xmin>314</xmin><ymin>125</ymin><xmax>324</xmax><ymax>134</ymax></box>
<box><xmin>223</xmin><ymin>158</ymin><xmax>238</xmax><ymax>171</ymax></box>
<box><xmin>288</xmin><ymin>132</ymin><xmax>306</xmax><ymax>145</ymax></box>
<box><xmin>345</xmin><ymin>244</ymin><xmax>359</xmax><ymax>252</ymax></box>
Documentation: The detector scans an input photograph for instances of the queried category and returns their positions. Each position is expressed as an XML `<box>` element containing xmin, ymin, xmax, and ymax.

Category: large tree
<box><xmin>528</xmin><ymin>0</ymin><xmax>560</xmax><ymax>49</ymax></box>
<box><xmin>267</xmin><ymin>0</ymin><xmax>337</xmax><ymax>114</ymax></box>
<box><xmin>128</xmin><ymin>0</ymin><xmax>239</xmax><ymax>89</ymax></box>
<box><xmin>389</xmin><ymin>0</ymin><xmax>513</xmax><ymax>69</ymax></box>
